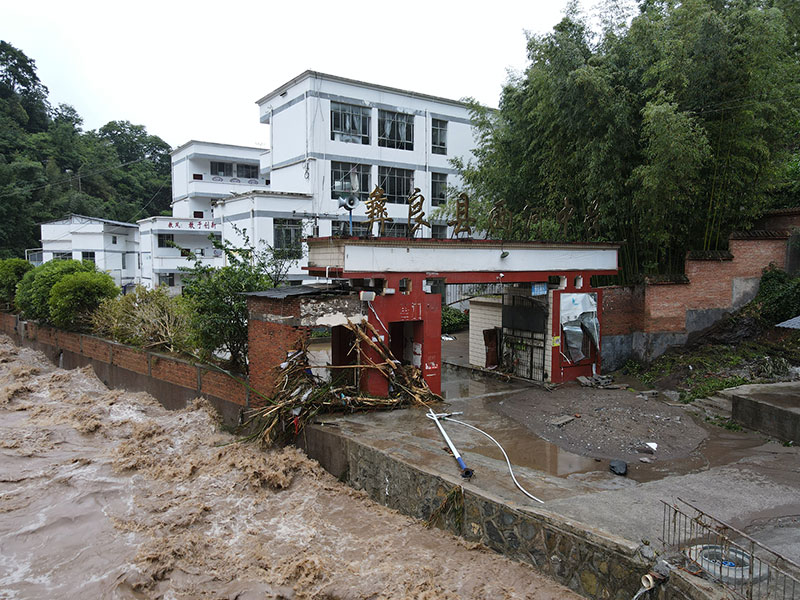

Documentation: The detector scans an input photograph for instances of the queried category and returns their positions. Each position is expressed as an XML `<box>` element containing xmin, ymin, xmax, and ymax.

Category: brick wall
<box><xmin>601</xmin><ymin>286</ymin><xmax>644</xmax><ymax>335</ymax></box>
<box><xmin>81</xmin><ymin>335</ymin><xmax>112</xmax><ymax>362</ymax></box>
<box><xmin>248</xmin><ymin>318</ymin><xmax>308</xmax><ymax>406</ymax></box>
<box><xmin>150</xmin><ymin>355</ymin><xmax>199</xmax><ymax>390</ymax></box>
<box><xmin>0</xmin><ymin>312</ymin><xmax>250</xmax><ymax>420</ymax></box>
<box><xmin>111</xmin><ymin>345</ymin><xmax>149</xmax><ymax>375</ymax></box>
<box><xmin>200</xmin><ymin>368</ymin><xmax>247</xmax><ymax>407</ymax></box>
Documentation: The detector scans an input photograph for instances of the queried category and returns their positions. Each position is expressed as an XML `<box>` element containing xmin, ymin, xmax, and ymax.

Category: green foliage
<box><xmin>91</xmin><ymin>285</ymin><xmax>194</xmax><ymax>353</ymax></box>
<box><xmin>181</xmin><ymin>229</ymin><xmax>298</xmax><ymax>372</ymax></box>
<box><xmin>15</xmin><ymin>259</ymin><xmax>95</xmax><ymax>321</ymax></box>
<box><xmin>455</xmin><ymin>2</ymin><xmax>800</xmax><ymax>280</ymax></box>
<box><xmin>0</xmin><ymin>258</ymin><xmax>32</xmax><ymax>306</ymax></box>
<box><xmin>0</xmin><ymin>41</ymin><xmax>171</xmax><ymax>257</ymax></box>
<box><xmin>48</xmin><ymin>270</ymin><xmax>118</xmax><ymax>330</ymax></box>
<box><xmin>441</xmin><ymin>305</ymin><xmax>469</xmax><ymax>334</ymax></box>
<box><xmin>680</xmin><ymin>375</ymin><xmax>748</xmax><ymax>403</ymax></box>
<box><xmin>752</xmin><ymin>265</ymin><xmax>800</xmax><ymax>325</ymax></box>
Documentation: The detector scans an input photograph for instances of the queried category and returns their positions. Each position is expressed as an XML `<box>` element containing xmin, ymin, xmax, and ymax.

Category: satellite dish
<box><xmin>338</xmin><ymin>195</ymin><xmax>359</xmax><ymax>211</ymax></box>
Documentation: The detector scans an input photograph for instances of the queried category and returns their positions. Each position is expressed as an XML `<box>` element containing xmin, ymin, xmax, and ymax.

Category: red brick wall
<box><xmin>81</xmin><ymin>335</ymin><xmax>111</xmax><ymax>362</ymax></box>
<box><xmin>0</xmin><ymin>313</ymin><xmax>15</xmax><ymax>335</ymax></box>
<box><xmin>603</xmin><ymin>238</ymin><xmax>789</xmax><ymax>336</ymax></box>
<box><xmin>111</xmin><ymin>345</ymin><xmax>149</xmax><ymax>375</ymax></box>
<box><xmin>37</xmin><ymin>325</ymin><xmax>56</xmax><ymax>346</ymax></box>
<box><xmin>200</xmin><ymin>368</ymin><xmax>247</xmax><ymax>407</ymax></box>
<box><xmin>150</xmin><ymin>355</ymin><xmax>198</xmax><ymax>390</ymax></box>
<box><xmin>57</xmin><ymin>330</ymin><xmax>82</xmax><ymax>354</ymax></box>
<box><xmin>601</xmin><ymin>286</ymin><xmax>644</xmax><ymax>335</ymax></box>
<box><xmin>248</xmin><ymin>319</ymin><xmax>308</xmax><ymax>406</ymax></box>
<box><xmin>26</xmin><ymin>321</ymin><xmax>38</xmax><ymax>341</ymax></box>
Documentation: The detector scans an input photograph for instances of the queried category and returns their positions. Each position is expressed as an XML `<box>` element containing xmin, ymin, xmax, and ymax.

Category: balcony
<box><xmin>187</xmin><ymin>174</ymin><xmax>269</xmax><ymax>199</ymax></box>
<box><xmin>151</xmin><ymin>253</ymin><xmax>223</xmax><ymax>273</ymax></box>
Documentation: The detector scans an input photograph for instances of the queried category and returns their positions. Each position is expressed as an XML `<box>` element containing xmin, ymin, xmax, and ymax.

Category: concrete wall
<box><xmin>0</xmin><ymin>312</ymin><xmax>248</xmax><ymax>426</ymax></box>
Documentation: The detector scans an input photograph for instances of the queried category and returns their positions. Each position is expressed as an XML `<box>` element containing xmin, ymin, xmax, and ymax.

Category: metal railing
<box><xmin>661</xmin><ymin>498</ymin><xmax>799</xmax><ymax>600</ymax></box>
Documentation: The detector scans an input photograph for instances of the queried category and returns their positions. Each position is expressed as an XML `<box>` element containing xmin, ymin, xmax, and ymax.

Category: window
<box><xmin>157</xmin><ymin>233</ymin><xmax>174</xmax><ymax>248</ymax></box>
<box><xmin>332</xmin><ymin>219</ymin><xmax>371</xmax><ymax>237</ymax></box>
<box><xmin>432</xmin><ymin>119</ymin><xmax>447</xmax><ymax>155</ymax></box>
<box><xmin>330</xmin><ymin>102</ymin><xmax>370</xmax><ymax>144</ymax></box>
<box><xmin>273</xmin><ymin>218</ymin><xmax>303</xmax><ymax>259</ymax></box>
<box><xmin>431</xmin><ymin>172</ymin><xmax>447</xmax><ymax>207</ymax></box>
<box><xmin>81</xmin><ymin>251</ymin><xmax>95</xmax><ymax>264</ymax></box>
<box><xmin>111</xmin><ymin>235</ymin><xmax>118</xmax><ymax>245</ymax></box>
<box><xmin>209</xmin><ymin>161</ymin><xmax>232</xmax><ymax>177</ymax></box>
<box><xmin>378</xmin><ymin>167</ymin><xmax>414</xmax><ymax>204</ymax></box>
<box><xmin>383</xmin><ymin>222</ymin><xmax>409</xmax><ymax>237</ymax></box>
<box><xmin>331</xmin><ymin>162</ymin><xmax>370</xmax><ymax>201</ymax></box>
<box><xmin>432</xmin><ymin>224</ymin><xmax>447</xmax><ymax>239</ymax></box>
<box><xmin>158</xmin><ymin>273</ymin><xmax>175</xmax><ymax>287</ymax></box>
<box><xmin>378</xmin><ymin>110</ymin><xmax>414</xmax><ymax>150</ymax></box>
<box><xmin>237</xmin><ymin>163</ymin><xmax>258</xmax><ymax>179</ymax></box>
<box><xmin>52</xmin><ymin>251</ymin><xmax>71</xmax><ymax>261</ymax></box>
<box><xmin>121</xmin><ymin>253</ymin><xmax>127</xmax><ymax>270</ymax></box>
<box><xmin>193</xmin><ymin>211</ymin><xmax>204</xmax><ymax>218</ymax></box>
<box><xmin>192</xmin><ymin>173</ymin><xmax>203</xmax><ymax>180</ymax></box>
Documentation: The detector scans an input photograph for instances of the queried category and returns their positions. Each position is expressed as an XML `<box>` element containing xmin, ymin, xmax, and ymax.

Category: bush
<box><xmin>15</xmin><ymin>259</ymin><xmax>96</xmax><ymax>321</ymax></box>
<box><xmin>441</xmin><ymin>305</ymin><xmax>469</xmax><ymax>334</ymax></box>
<box><xmin>754</xmin><ymin>264</ymin><xmax>800</xmax><ymax>325</ymax></box>
<box><xmin>92</xmin><ymin>285</ymin><xmax>194</xmax><ymax>353</ymax></box>
<box><xmin>0</xmin><ymin>258</ymin><xmax>33</xmax><ymax>307</ymax></box>
<box><xmin>48</xmin><ymin>271</ymin><xmax>119</xmax><ymax>330</ymax></box>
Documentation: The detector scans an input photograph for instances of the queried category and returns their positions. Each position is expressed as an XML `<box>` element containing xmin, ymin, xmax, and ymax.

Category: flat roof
<box><xmin>171</xmin><ymin>140</ymin><xmax>267</xmax><ymax>157</ymax></box>
<box><xmin>256</xmin><ymin>70</ymin><xmax>476</xmax><ymax>109</ymax></box>
<box><xmin>39</xmin><ymin>214</ymin><xmax>138</xmax><ymax>228</ymax></box>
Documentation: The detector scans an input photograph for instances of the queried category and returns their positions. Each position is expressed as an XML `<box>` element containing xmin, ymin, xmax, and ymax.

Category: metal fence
<box><xmin>661</xmin><ymin>498</ymin><xmax>799</xmax><ymax>600</ymax></box>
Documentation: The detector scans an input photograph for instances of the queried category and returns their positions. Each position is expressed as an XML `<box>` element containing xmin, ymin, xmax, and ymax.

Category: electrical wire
<box><xmin>436</xmin><ymin>415</ymin><xmax>544</xmax><ymax>504</ymax></box>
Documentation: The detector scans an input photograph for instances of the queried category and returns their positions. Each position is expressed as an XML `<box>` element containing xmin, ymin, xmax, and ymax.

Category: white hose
<box><xmin>426</xmin><ymin>413</ymin><xmax>544</xmax><ymax>504</ymax></box>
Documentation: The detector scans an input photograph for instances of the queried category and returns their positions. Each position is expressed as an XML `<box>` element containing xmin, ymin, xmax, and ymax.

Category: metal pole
<box><xmin>428</xmin><ymin>409</ymin><xmax>473</xmax><ymax>478</ymax></box>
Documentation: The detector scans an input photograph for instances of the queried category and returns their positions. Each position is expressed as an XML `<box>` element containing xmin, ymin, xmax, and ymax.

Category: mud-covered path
<box><xmin>0</xmin><ymin>337</ymin><xmax>580</xmax><ymax>600</ymax></box>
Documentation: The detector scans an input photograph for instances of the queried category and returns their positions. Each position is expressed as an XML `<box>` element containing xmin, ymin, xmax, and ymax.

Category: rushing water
<box><xmin>0</xmin><ymin>337</ymin><xmax>580</xmax><ymax>599</ymax></box>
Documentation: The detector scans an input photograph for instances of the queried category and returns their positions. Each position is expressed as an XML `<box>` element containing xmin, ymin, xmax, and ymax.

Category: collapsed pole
<box><xmin>427</xmin><ymin>409</ymin><xmax>473</xmax><ymax>479</ymax></box>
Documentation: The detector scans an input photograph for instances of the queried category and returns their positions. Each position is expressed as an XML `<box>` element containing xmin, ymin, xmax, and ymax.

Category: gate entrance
<box><xmin>501</xmin><ymin>294</ymin><xmax>547</xmax><ymax>381</ymax></box>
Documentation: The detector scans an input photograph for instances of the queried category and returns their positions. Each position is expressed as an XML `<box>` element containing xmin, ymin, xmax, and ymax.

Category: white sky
<box><xmin>3</xmin><ymin>0</ymin><xmax>579</xmax><ymax>149</ymax></box>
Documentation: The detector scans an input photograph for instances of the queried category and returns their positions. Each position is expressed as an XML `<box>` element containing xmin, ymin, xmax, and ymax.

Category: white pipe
<box><xmin>427</xmin><ymin>409</ymin><xmax>473</xmax><ymax>478</ymax></box>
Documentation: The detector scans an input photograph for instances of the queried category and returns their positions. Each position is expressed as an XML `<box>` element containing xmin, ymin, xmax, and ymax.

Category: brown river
<box><xmin>0</xmin><ymin>336</ymin><xmax>579</xmax><ymax>599</ymax></box>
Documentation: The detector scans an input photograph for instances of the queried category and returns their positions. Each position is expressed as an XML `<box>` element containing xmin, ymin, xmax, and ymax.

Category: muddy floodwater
<box><xmin>0</xmin><ymin>337</ymin><xmax>581</xmax><ymax>600</ymax></box>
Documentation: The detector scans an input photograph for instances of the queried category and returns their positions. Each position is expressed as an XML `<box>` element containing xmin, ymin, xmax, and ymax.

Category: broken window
<box><xmin>378</xmin><ymin>166</ymin><xmax>414</xmax><ymax>204</ymax></box>
<box><xmin>559</xmin><ymin>293</ymin><xmax>599</xmax><ymax>363</ymax></box>
<box><xmin>432</xmin><ymin>119</ymin><xmax>447</xmax><ymax>155</ymax></box>
<box><xmin>378</xmin><ymin>110</ymin><xmax>414</xmax><ymax>150</ymax></box>
<box><xmin>331</xmin><ymin>162</ymin><xmax>370</xmax><ymax>201</ymax></box>
<box><xmin>331</xmin><ymin>102</ymin><xmax>371</xmax><ymax>145</ymax></box>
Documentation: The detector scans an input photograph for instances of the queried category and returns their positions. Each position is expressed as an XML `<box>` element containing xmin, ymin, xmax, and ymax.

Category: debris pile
<box><xmin>246</xmin><ymin>321</ymin><xmax>439</xmax><ymax>446</ymax></box>
<box><xmin>576</xmin><ymin>374</ymin><xmax>625</xmax><ymax>389</ymax></box>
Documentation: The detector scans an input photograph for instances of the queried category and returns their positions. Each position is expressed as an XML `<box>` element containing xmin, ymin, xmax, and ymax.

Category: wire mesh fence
<box><xmin>660</xmin><ymin>498</ymin><xmax>799</xmax><ymax>600</ymax></box>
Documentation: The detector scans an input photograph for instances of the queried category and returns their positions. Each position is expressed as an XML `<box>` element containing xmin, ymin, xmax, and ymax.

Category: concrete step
<box><xmin>692</xmin><ymin>394</ymin><xmax>732</xmax><ymax>419</ymax></box>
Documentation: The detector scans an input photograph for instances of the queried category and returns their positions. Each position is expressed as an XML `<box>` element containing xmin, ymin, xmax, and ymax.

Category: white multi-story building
<box><xmin>37</xmin><ymin>215</ymin><xmax>139</xmax><ymax>287</ymax></box>
<box><xmin>37</xmin><ymin>72</ymin><xmax>477</xmax><ymax>290</ymax></box>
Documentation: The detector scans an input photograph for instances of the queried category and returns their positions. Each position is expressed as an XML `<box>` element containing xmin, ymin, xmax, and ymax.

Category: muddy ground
<box><xmin>491</xmin><ymin>383</ymin><xmax>707</xmax><ymax>462</ymax></box>
<box><xmin>0</xmin><ymin>336</ymin><xmax>582</xmax><ymax>600</ymax></box>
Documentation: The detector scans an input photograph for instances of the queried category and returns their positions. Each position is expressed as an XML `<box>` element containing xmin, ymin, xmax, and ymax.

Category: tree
<box><xmin>15</xmin><ymin>259</ymin><xmax>96</xmax><ymax>321</ymax></box>
<box><xmin>455</xmin><ymin>1</ymin><xmax>800</xmax><ymax>281</ymax></box>
<box><xmin>0</xmin><ymin>257</ymin><xmax>33</xmax><ymax>307</ymax></box>
<box><xmin>180</xmin><ymin>230</ymin><xmax>300</xmax><ymax>372</ymax></box>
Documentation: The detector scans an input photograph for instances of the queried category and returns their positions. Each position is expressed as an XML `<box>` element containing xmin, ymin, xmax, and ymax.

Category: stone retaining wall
<box><xmin>300</xmin><ymin>424</ymin><xmax>700</xmax><ymax>600</ymax></box>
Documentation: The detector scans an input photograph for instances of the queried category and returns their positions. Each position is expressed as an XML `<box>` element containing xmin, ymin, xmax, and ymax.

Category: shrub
<box><xmin>0</xmin><ymin>258</ymin><xmax>33</xmax><ymax>307</ymax></box>
<box><xmin>92</xmin><ymin>285</ymin><xmax>194</xmax><ymax>353</ymax></box>
<box><xmin>48</xmin><ymin>271</ymin><xmax>119</xmax><ymax>330</ymax></box>
<box><xmin>15</xmin><ymin>259</ymin><xmax>96</xmax><ymax>321</ymax></box>
<box><xmin>754</xmin><ymin>264</ymin><xmax>800</xmax><ymax>325</ymax></box>
<box><xmin>441</xmin><ymin>305</ymin><xmax>469</xmax><ymax>334</ymax></box>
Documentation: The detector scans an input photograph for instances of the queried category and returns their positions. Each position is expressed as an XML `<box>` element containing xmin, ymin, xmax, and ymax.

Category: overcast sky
<box><xmin>4</xmin><ymin>0</ymin><xmax>580</xmax><ymax>149</ymax></box>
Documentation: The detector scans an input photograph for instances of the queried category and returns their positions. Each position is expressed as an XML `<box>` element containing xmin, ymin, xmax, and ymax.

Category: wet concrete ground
<box><xmin>309</xmin><ymin>336</ymin><xmax>800</xmax><ymax>563</ymax></box>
